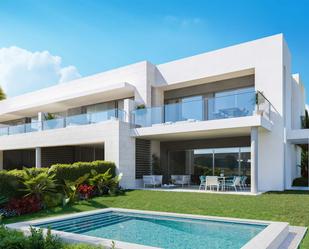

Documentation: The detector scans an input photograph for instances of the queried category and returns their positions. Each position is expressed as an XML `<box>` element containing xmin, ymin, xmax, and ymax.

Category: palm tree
<box><xmin>21</xmin><ymin>168</ymin><xmax>57</xmax><ymax>205</ymax></box>
<box><xmin>0</xmin><ymin>86</ymin><xmax>6</xmax><ymax>100</ymax></box>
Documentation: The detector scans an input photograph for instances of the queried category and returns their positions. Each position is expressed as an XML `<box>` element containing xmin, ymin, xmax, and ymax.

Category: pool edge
<box><xmin>6</xmin><ymin>208</ymin><xmax>302</xmax><ymax>249</ymax></box>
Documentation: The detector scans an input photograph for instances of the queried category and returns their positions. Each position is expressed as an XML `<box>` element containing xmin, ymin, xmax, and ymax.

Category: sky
<box><xmin>0</xmin><ymin>0</ymin><xmax>309</xmax><ymax>100</ymax></box>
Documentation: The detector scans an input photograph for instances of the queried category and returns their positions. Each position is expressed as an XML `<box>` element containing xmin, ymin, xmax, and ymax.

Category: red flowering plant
<box><xmin>78</xmin><ymin>184</ymin><xmax>95</xmax><ymax>200</ymax></box>
<box><xmin>5</xmin><ymin>195</ymin><xmax>42</xmax><ymax>216</ymax></box>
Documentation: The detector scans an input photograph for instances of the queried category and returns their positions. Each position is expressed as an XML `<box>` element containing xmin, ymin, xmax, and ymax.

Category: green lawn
<box><xmin>2</xmin><ymin>190</ymin><xmax>309</xmax><ymax>248</ymax></box>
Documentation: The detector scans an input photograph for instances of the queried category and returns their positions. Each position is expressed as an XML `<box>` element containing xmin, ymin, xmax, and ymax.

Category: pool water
<box><xmin>37</xmin><ymin>211</ymin><xmax>266</xmax><ymax>249</ymax></box>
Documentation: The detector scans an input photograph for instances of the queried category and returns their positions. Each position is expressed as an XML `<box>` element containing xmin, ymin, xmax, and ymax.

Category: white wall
<box><xmin>118</xmin><ymin>122</ymin><xmax>136</xmax><ymax>189</ymax></box>
<box><xmin>154</xmin><ymin>34</ymin><xmax>287</xmax><ymax>191</ymax></box>
<box><xmin>291</xmin><ymin>74</ymin><xmax>305</xmax><ymax>129</ymax></box>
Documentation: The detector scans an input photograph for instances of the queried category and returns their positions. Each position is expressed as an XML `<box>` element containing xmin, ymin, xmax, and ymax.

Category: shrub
<box><xmin>78</xmin><ymin>184</ymin><xmax>96</xmax><ymax>200</ymax></box>
<box><xmin>0</xmin><ymin>161</ymin><xmax>117</xmax><ymax>216</ymax></box>
<box><xmin>63</xmin><ymin>174</ymin><xmax>90</xmax><ymax>205</ymax></box>
<box><xmin>21</xmin><ymin>168</ymin><xmax>58</xmax><ymax>207</ymax></box>
<box><xmin>0</xmin><ymin>226</ymin><xmax>105</xmax><ymax>249</ymax></box>
<box><xmin>48</xmin><ymin>161</ymin><xmax>116</xmax><ymax>183</ymax></box>
<box><xmin>0</xmin><ymin>225</ymin><xmax>26</xmax><ymax>249</ymax></box>
<box><xmin>27</xmin><ymin>227</ymin><xmax>63</xmax><ymax>249</ymax></box>
<box><xmin>4</xmin><ymin>195</ymin><xmax>42</xmax><ymax>216</ymax></box>
<box><xmin>43</xmin><ymin>193</ymin><xmax>63</xmax><ymax>208</ymax></box>
<box><xmin>89</xmin><ymin>169</ymin><xmax>122</xmax><ymax>195</ymax></box>
<box><xmin>292</xmin><ymin>177</ymin><xmax>309</xmax><ymax>186</ymax></box>
<box><xmin>0</xmin><ymin>170</ymin><xmax>22</xmax><ymax>198</ymax></box>
<box><xmin>0</xmin><ymin>168</ymin><xmax>48</xmax><ymax>198</ymax></box>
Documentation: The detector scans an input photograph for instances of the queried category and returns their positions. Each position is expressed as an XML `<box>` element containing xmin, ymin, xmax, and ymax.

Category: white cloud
<box><xmin>164</xmin><ymin>15</ymin><xmax>203</xmax><ymax>28</ymax></box>
<box><xmin>59</xmin><ymin>65</ymin><xmax>81</xmax><ymax>83</ymax></box>
<box><xmin>306</xmin><ymin>104</ymin><xmax>309</xmax><ymax>112</ymax></box>
<box><xmin>0</xmin><ymin>46</ymin><xmax>81</xmax><ymax>97</ymax></box>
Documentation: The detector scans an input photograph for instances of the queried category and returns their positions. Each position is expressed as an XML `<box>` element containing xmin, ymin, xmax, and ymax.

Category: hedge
<box><xmin>0</xmin><ymin>161</ymin><xmax>116</xmax><ymax>198</ymax></box>
<box><xmin>48</xmin><ymin>160</ymin><xmax>116</xmax><ymax>183</ymax></box>
<box><xmin>292</xmin><ymin>177</ymin><xmax>309</xmax><ymax>186</ymax></box>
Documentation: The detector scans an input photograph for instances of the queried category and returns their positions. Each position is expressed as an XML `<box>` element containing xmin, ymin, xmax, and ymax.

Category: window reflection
<box><xmin>168</xmin><ymin>146</ymin><xmax>251</xmax><ymax>184</ymax></box>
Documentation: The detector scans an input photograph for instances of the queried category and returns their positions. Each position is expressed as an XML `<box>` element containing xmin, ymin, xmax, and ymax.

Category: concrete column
<box><xmin>35</xmin><ymin>147</ymin><xmax>42</xmax><ymax>168</ymax></box>
<box><xmin>38</xmin><ymin>112</ymin><xmax>44</xmax><ymax>131</ymax></box>
<box><xmin>0</xmin><ymin>150</ymin><xmax>3</xmax><ymax>170</ymax></box>
<box><xmin>251</xmin><ymin>127</ymin><xmax>258</xmax><ymax>193</ymax></box>
<box><xmin>123</xmin><ymin>99</ymin><xmax>135</xmax><ymax>123</ymax></box>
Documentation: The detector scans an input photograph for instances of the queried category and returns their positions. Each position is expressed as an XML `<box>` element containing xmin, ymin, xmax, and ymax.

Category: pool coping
<box><xmin>6</xmin><ymin>208</ymin><xmax>292</xmax><ymax>249</ymax></box>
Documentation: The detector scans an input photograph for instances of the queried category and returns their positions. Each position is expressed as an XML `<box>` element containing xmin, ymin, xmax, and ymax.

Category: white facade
<box><xmin>0</xmin><ymin>34</ymin><xmax>307</xmax><ymax>192</ymax></box>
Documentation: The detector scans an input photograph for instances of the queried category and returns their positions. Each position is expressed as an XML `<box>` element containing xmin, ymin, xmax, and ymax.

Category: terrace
<box><xmin>131</xmin><ymin>90</ymin><xmax>271</xmax><ymax>128</ymax></box>
<box><xmin>0</xmin><ymin>109</ymin><xmax>126</xmax><ymax>136</ymax></box>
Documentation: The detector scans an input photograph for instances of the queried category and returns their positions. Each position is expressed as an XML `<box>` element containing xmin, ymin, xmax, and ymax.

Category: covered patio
<box><xmin>134</xmin><ymin>125</ymin><xmax>260</xmax><ymax>194</ymax></box>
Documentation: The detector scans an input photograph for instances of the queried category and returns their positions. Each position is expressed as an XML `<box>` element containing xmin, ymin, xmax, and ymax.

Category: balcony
<box><xmin>131</xmin><ymin>91</ymin><xmax>271</xmax><ymax>128</ymax></box>
<box><xmin>0</xmin><ymin>109</ymin><xmax>126</xmax><ymax>136</ymax></box>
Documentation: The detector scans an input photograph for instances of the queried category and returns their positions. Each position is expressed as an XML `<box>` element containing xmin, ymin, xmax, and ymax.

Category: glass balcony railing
<box><xmin>0</xmin><ymin>109</ymin><xmax>126</xmax><ymax>136</ymax></box>
<box><xmin>131</xmin><ymin>91</ymin><xmax>272</xmax><ymax>128</ymax></box>
<box><xmin>0</xmin><ymin>122</ymin><xmax>40</xmax><ymax>136</ymax></box>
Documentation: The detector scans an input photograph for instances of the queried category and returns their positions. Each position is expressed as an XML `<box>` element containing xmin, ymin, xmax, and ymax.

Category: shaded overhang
<box><xmin>0</xmin><ymin>82</ymin><xmax>135</xmax><ymax>122</ymax></box>
<box><xmin>131</xmin><ymin>115</ymin><xmax>272</xmax><ymax>141</ymax></box>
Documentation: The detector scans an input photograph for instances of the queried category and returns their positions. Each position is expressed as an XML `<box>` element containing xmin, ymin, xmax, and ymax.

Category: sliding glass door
<box><xmin>214</xmin><ymin>148</ymin><xmax>240</xmax><ymax>176</ymax></box>
<box><xmin>167</xmin><ymin>146</ymin><xmax>251</xmax><ymax>184</ymax></box>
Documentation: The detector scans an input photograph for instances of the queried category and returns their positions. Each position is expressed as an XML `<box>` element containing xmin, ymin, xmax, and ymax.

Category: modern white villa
<box><xmin>0</xmin><ymin>34</ymin><xmax>308</xmax><ymax>194</ymax></box>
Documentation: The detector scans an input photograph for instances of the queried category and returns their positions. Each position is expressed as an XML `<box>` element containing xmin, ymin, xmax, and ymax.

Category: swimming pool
<box><xmin>8</xmin><ymin>208</ymin><xmax>291</xmax><ymax>249</ymax></box>
<box><xmin>36</xmin><ymin>210</ymin><xmax>265</xmax><ymax>249</ymax></box>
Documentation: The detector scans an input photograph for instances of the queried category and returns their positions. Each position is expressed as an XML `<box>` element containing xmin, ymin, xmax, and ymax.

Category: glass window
<box><xmin>214</xmin><ymin>147</ymin><xmax>240</xmax><ymax>176</ymax></box>
<box><xmin>193</xmin><ymin>149</ymin><xmax>213</xmax><ymax>176</ymax></box>
<box><xmin>167</xmin><ymin>147</ymin><xmax>250</xmax><ymax>182</ymax></box>
<box><xmin>209</xmin><ymin>87</ymin><xmax>255</xmax><ymax>120</ymax></box>
<box><xmin>168</xmin><ymin>151</ymin><xmax>186</xmax><ymax>176</ymax></box>
<box><xmin>86</xmin><ymin>101</ymin><xmax>116</xmax><ymax>114</ymax></box>
<box><xmin>240</xmin><ymin>147</ymin><xmax>251</xmax><ymax>177</ymax></box>
<box><xmin>182</xmin><ymin>96</ymin><xmax>204</xmax><ymax>121</ymax></box>
<box><xmin>165</xmin><ymin>99</ymin><xmax>181</xmax><ymax>122</ymax></box>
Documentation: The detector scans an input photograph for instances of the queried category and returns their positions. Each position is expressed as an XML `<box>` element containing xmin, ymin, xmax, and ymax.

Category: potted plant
<box><xmin>136</xmin><ymin>104</ymin><xmax>146</xmax><ymax>110</ymax></box>
<box><xmin>253</xmin><ymin>92</ymin><xmax>265</xmax><ymax>115</ymax></box>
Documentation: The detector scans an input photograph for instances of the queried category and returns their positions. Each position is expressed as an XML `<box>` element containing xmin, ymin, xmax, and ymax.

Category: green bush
<box><xmin>48</xmin><ymin>161</ymin><xmax>116</xmax><ymax>183</ymax></box>
<box><xmin>0</xmin><ymin>171</ymin><xmax>20</xmax><ymax>198</ymax></box>
<box><xmin>292</xmin><ymin>177</ymin><xmax>309</xmax><ymax>186</ymax></box>
<box><xmin>0</xmin><ymin>225</ymin><xmax>105</xmax><ymax>249</ymax></box>
<box><xmin>0</xmin><ymin>168</ymin><xmax>48</xmax><ymax>198</ymax></box>
<box><xmin>0</xmin><ymin>161</ymin><xmax>116</xmax><ymax>214</ymax></box>
<box><xmin>0</xmin><ymin>162</ymin><xmax>115</xmax><ymax>198</ymax></box>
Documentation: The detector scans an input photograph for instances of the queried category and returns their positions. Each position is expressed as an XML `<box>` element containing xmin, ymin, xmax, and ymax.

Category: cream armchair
<box><xmin>143</xmin><ymin>175</ymin><xmax>163</xmax><ymax>188</ymax></box>
<box><xmin>171</xmin><ymin>175</ymin><xmax>191</xmax><ymax>188</ymax></box>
